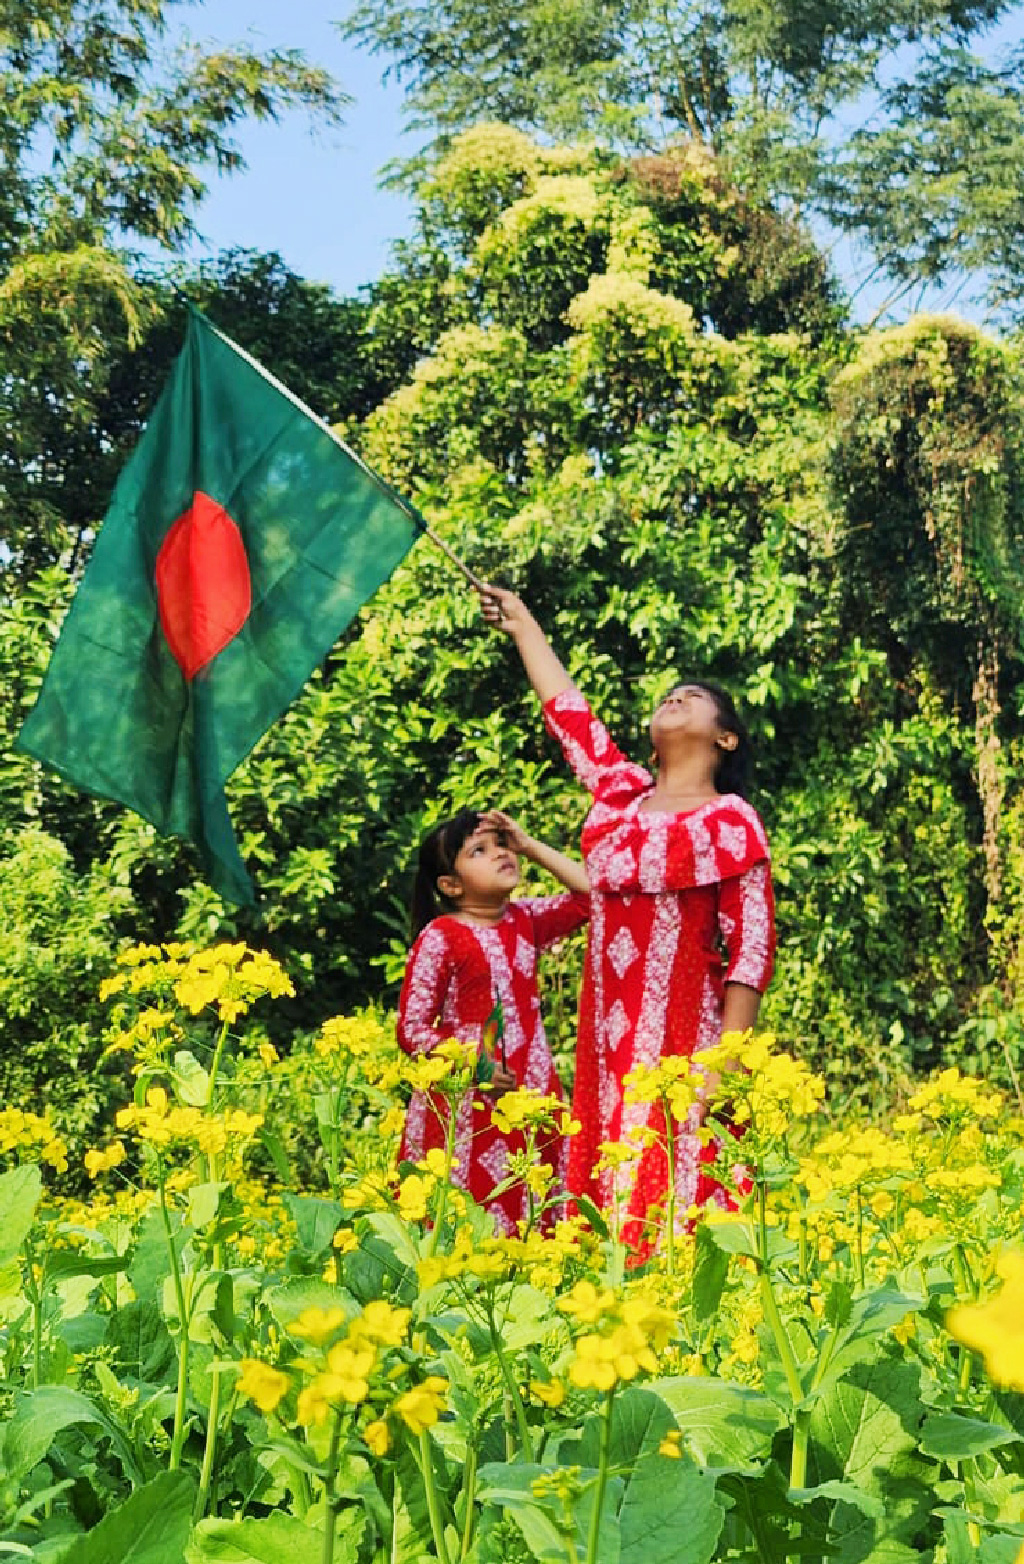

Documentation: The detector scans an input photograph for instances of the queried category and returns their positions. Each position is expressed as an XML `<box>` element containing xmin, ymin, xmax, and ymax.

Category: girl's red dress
<box><xmin>543</xmin><ymin>689</ymin><xmax>776</xmax><ymax>1253</ymax></box>
<box><xmin>397</xmin><ymin>895</ymin><xmax>589</xmax><ymax>1234</ymax></box>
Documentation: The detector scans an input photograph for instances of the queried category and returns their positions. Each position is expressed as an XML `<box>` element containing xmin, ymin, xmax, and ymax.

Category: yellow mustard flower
<box><xmin>83</xmin><ymin>1141</ymin><xmax>126</xmax><ymax>1179</ymax></box>
<box><xmin>350</xmin><ymin>1300</ymin><xmax>412</xmax><ymax>1348</ymax></box>
<box><xmin>237</xmin><ymin>1359</ymin><xmax>290</xmax><ymax>1414</ymax></box>
<box><xmin>947</xmin><ymin>1251</ymin><xmax>1024</xmax><ymax>1390</ymax></box>
<box><xmin>297</xmin><ymin>1379</ymin><xmax>333</xmax><ymax>1427</ymax></box>
<box><xmin>419</xmin><ymin>1148</ymin><xmax>454</xmax><ymax>1178</ymax></box>
<box><xmin>289</xmin><ymin>1306</ymin><xmax>348</xmax><ymax>1345</ymax></box>
<box><xmin>321</xmin><ymin>1340</ymin><xmax>376</xmax><ymax>1404</ymax></box>
<box><xmin>364</xmin><ymin>1418</ymin><xmax>391</xmax><ymax>1456</ymax></box>
<box><xmin>397</xmin><ymin>1173</ymin><xmax>434</xmax><ymax>1222</ymax></box>
<box><xmin>393</xmin><ymin>1375</ymin><xmax>449</xmax><ymax>1435</ymax></box>
<box><xmin>558</xmin><ymin>1280</ymin><xmax>617</xmax><ymax>1326</ymax></box>
<box><xmin>490</xmin><ymin>1088</ymin><xmax>564</xmax><ymax>1136</ymax></box>
<box><xmin>529</xmin><ymin>1378</ymin><xmax>566</xmax><ymax>1408</ymax></box>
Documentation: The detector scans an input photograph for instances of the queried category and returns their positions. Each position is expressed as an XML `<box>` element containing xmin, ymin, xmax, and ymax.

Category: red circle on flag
<box><xmin>155</xmin><ymin>491</ymin><xmax>252</xmax><ymax>681</ymax></box>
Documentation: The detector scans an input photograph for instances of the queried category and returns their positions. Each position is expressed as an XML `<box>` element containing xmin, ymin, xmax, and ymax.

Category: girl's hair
<box><xmin>410</xmin><ymin>809</ymin><xmax>483</xmax><ymax>939</ymax></box>
<box><xmin>655</xmin><ymin>680</ymin><xmax>753</xmax><ymax>798</ymax></box>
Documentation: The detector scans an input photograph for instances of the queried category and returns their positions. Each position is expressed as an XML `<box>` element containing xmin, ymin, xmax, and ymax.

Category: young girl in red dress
<box><xmin>479</xmin><ymin>588</ymin><xmax>776</xmax><ymax>1255</ymax></box>
<box><xmin>397</xmin><ymin>809</ymin><xmax>589</xmax><ymax>1235</ymax></box>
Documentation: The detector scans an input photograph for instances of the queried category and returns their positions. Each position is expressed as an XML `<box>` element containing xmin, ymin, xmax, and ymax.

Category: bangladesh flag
<box><xmin>16</xmin><ymin>307</ymin><xmax>424</xmax><ymax>905</ymax></box>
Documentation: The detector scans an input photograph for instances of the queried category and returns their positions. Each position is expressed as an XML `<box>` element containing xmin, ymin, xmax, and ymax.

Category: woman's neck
<box><xmin>649</xmin><ymin>748</ymin><xmax>720</xmax><ymax>804</ymax></box>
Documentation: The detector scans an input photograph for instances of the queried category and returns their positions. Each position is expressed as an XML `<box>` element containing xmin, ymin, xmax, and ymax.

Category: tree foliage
<box><xmin>343</xmin><ymin>0</ymin><xmax>1024</xmax><ymax>313</ymax></box>
<box><xmin>0</xmin><ymin>0</ymin><xmax>347</xmax><ymax>582</ymax></box>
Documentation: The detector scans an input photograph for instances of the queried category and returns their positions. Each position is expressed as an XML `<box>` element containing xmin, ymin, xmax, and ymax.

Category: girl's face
<box><xmin>443</xmin><ymin>824</ymin><xmax>520</xmax><ymax>906</ymax></box>
<box><xmin>650</xmin><ymin>684</ymin><xmax>731</xmax><ymax>748</ymax></box>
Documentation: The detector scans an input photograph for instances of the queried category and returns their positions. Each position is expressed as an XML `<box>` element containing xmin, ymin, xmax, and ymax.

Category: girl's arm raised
<box><xmin>479</xmin><ymin>809</ymin><xmax>589</xmax><ymax>895</ymax></box>
<box><xmin>478</xmin><ymin>586</ymin><xmax>574</xmax><ymax>705</ymax></box>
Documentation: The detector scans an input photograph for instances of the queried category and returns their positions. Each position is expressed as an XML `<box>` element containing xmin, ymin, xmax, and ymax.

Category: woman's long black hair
<box><xmin>656</xmin><ymin>680</ymin><xmax>753</xmax><ymax>798</ymax></box>
<box><xmin>410</xmin><ymin>808</ymin><xmax>483</xmax><ymax>939</ymax></box>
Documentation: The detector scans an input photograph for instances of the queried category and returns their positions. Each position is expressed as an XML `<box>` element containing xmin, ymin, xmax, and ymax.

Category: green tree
<box><xmin>829</xmin><ymin>317</ymin><xmax>1024</xmax><ymax>910</ymax></box>
<box><xmin>343</xmin><ymin>0</ymin><xmax>1024</xmax><ymax>312</ymax></box>
<box><xmin>0</xmin><ymin>0</ymin><xmax>347</xmax><ymax>583</ymax></box>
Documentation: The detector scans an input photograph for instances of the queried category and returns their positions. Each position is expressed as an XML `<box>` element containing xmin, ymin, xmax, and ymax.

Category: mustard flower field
<box><xmin>2</xmin><ymin>942</ymin><xmax>1023</xmax><ymax>1564</ymax></box>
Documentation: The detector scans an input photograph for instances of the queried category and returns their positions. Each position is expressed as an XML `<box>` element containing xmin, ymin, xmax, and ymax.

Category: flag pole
<box><xmin>421</xmin><ymin>523</ymin><xmax>492</xmax><ymax>595</ymax></box>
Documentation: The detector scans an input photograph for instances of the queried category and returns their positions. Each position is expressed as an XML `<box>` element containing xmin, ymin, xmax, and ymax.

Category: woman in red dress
<box><xmin>398</xmin><ymin>809</ymin><xmax>589</xmax><ymax>1234</ymax></box>
<box><xmin>480</xmin><ymin>589</ymin><xmax>776</xmax><ymax>1253</ymax></box>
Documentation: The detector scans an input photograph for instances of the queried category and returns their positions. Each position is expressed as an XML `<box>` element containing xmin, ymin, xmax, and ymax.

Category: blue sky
<box><xmin>175</xmin><ymin>0</ymin><xmax>416</xmax><ymax>296</ymax></box>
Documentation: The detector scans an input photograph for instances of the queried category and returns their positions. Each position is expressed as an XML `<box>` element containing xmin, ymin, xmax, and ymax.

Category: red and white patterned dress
<box><xmin>397</xmin><ymin>896</ymin><xmax>589</xmax><ymax>1234</ymax></box>
<box><xmin>543</xmin><ymin>689</ymin><xmax>775</xmax><ymax>1253</ymax></box>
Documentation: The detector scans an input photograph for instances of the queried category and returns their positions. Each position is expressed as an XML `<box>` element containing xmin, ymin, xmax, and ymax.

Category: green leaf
<box><xmin>105</xmin><ymin>1299</ymin><xmax>177</xmax><ymax>1385</ymax></box>
<box><xmin>812</xmin><ymin>1287</ymin><xmax>923</xmax><ymax>1400</ymax></box>
<box><xmin>559</xmin><ymin>1388</ymin><xmax>724</xmax><ymax>1564</ymax></box>
<box><xmin>282</xmin><ymin>1194</ymin><xmax>345</xmax><ymax>1255</ymax></box>
<box><xmin>808</xmin><ymin>1358</ymin><xmax>936</xmax><ymax>1564</ymax></box>
<box><xmin>692</xmin><ymin>1225</ymin><xmax>729</xmax><ymax>1326</ymax></box>
<box><xmin>647</xmin><ymin>1377</ymin><xmax>786</xmax><ymax>1470</ymax></box>
<box><xmin>0</xmin><ymin>1260</ymin><xmax>24</xmax><ymax>1299</ymax></box>
<box><xmin>187</xmin><ymin>1510</ymin><xmax>365</xmax><ymax>1564</ymax></box>
<box><xmin>258</xmin><ymin>1128</ymin><xmax>292</xmax><ymax>1185</ymax></box>
<box><xmin>3</xmin><ymin>1386</ymin><xmax>141</xmax><ymax>1484</ymax></box>
<box><xmin>58</xmin><ymin>1471</ymin><xmax>193</xmax><ymax>1564</ymax></box>
<box><xmin>366</xmin><ymin>1209</ymin><xmax>420</xmax><ymax>1267</ymax></box>
<box><xmin>789</xmin><ymin>1480</ymin><xmax>885</xmax><ymax>1517</ymax></box>
<box><xmin>702</xmin><ymin>1216</ymin><xmax>797</xmax><ymax>1266</ymax></box>
<box><xmin>188</xmin><ymin>1181</ymin><xmax>230</xmax><ymax>1231</ymax></box>
<box><xmin>575</xmin><ymin>1195</ymin><xmax>609</xmax><ymax>1240</ymax></box>
<box><xmin>919</xmin><ymin>1412</ymin><xmax>1023</xmax><ymax>1461</ymax></box>
<box><xmin>129</xmin><ymin>1207</ymin><xmax>179</xmax><ymax>1304</ymax></box>
<box><xmin>477</xmin><ymin>1463</ymin><xmax>621</xmax><ymax>1564</ymax></box>
<box><xmin>0</xmin><ymin>1163</ymin><xmax>42</xmax><ymax>1266</ymax></box>
<box><xmin>265</xmin><ymin>1277</ymin><xmax>360</xmax><ymax>1334</ymax></box>
<box><xmin>172</xmin><ymin>1049</ymin><xmax>211</xmax><ymax>1106</ymax></box>
<box><xmin>45</xmin><ymin>1251</ymin><xmax>129</xmax><ymax>1281</ymax></box>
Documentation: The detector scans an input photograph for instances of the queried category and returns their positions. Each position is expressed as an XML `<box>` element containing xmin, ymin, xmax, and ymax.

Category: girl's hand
<box><xmin>476</xmin><ymin>584</ymin><xmax>534</xmax><ymax>637</ymax></box>
<box><xmin>484</xmin><ymin>1065</ymin><xmax>517</xmax><ymax>1099</ymax></box>
<box><xmin>479</xmin><ymin>808</ymin><xmax>532</xmax><ymax>857</ymax></box>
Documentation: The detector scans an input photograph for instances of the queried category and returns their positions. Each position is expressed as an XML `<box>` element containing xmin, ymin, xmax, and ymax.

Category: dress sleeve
<box><xmin>397</xmin><ymin>923</ymin><xmax>462</xmax><ymax>1056</ymax></box>
<box><xmin>542</xmin><ymin>688</ymin><xmax>652</xmax><ymax>803</ymax></box>
<box><xmin>517</xmin><ymin>891</ymin><xmax>591</xmax><ymax>951</ymax></box>
<box><xmin>718</xmin><ymin>861</ymin><xmax>776</xmax><ymax>993</ymax></box>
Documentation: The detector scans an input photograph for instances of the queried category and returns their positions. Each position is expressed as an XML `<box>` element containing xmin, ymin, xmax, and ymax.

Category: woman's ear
<box><xmin>437</xmin><ymin>873</ymin><xmax>462</xmax><ymax>903</ymax></box>
<box><xmin>717</xmin><ymin>731</ymin><xmax>739</xmax><ymax>752</ymax></box>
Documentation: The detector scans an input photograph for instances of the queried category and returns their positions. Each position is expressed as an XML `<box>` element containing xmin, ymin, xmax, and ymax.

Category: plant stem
<box><xmin>321</xmin><ymin>1410</ymin><xmax>344</xmax><ymax>1564</ymax></box>
<box><xmin>488</xmin><ymin>1313</ymin><xmax>532</xmax><ymax>1459</ymax></box>
<box><xmin>158</xmin><ymin>1170</ymin><xmax>190</xmax><ymax>1471</ymax></box>
<box><xmin>790</xmin><ymin>1407</ymin><xmax>811</xmax><ymax>1490</ymax></box>
<box><xmin>459</xmin><ymin>1438</ymin><xmax>478</xmax><ymax>1561</ymax></box>
<box><xmin>206</xmin><ymin>1018</ymin><xmax>231</xmax><ymax>1106</ymax></box>
<box><xmin>194</xmin><ymin>1156</ymin><xmax>227</xmax><ymax>1520</ymax></box>
<box><xmin>757</xmin><ymin>1179</ymin><xmax>770</xmax><ymax>1273</ymax></box>
<box><xmin>427</xmin><ymin>1103</ymin><xmax>459</xmax><ymax>1259</ymax></box>
<box><xmin>418</xmin><ymin>1429</ymin><xmax>452</xmax><ymax>1564</ymax></box>
<box><xmin>758</xmin><ymin>1270</ymin><xmax>803</xmax><ymax>1407</ymax></box>
<box><xmin>194</xmin><ymin>1356</ymin><xmax>222</xmax><ymax>1520</ymax></box>
<box><xmin>23</xmin><ymin>1239</ymin><xmax>43</xmax><ymax>1389</ymax></box>
<box><xmin>586</xmin><ymin>1390</ymin><xmax>616</xmax><ymax>1564</ymax></box>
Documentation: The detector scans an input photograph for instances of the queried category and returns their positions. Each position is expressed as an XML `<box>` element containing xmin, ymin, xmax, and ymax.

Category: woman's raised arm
<box><xmin>478</xmin><ymin>586</ymin><xmax>574</xmax><ymax>707</ymax></box>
